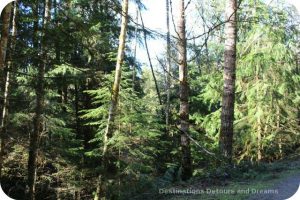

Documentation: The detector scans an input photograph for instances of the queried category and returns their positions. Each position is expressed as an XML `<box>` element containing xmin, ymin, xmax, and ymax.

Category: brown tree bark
<box><xmin>178</xmin><ymin>0</ymin><xmax>192</xmax><ymax>181</ymax></box>
<box><xmin>27</xmin><ymin>0</ymin><xmax>51</xmax><ymax>199</ymax></box>
<box><xmin>0</xmin><ymin>3</ymin><xmax>12</xmax><ymax>70</ymax></box>
<box><xmin>0</xmin><ymin>1</ymin><xmax>15</xmax><ymax>180</ymax></box>
<box><xmin>219</xmin><ymin>0</ymin><xmax>237</xmax><ymax>164</ymax></box>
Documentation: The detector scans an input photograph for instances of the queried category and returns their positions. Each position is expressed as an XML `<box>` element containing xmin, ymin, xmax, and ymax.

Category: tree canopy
<box><xmin>0</xmin><ymin>0</ymin><xmax>299</xmax><ymax>199</ymax></box>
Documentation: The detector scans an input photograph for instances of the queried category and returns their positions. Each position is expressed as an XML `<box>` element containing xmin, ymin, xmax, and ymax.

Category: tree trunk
<box><xmin>129</xmin><ymin>7</ymin><xmax>138</xmax><ymax>135</ymax></box>
<box><xmin>103</xmin><ymin>0</ymin><xmax>128</xmax><ymax>157</ymax></box>
<box><xmin>139</xmin><ymin>10</ymin><xmax>163</xmax><ymax>107</ymax></box>
<box><xmin>219</xmin><ymin>0</ymin><xmax>237</xmax><ymax>164</ymax></box>
<box><xmin>53</xmin><ymin>0</ymin><xmax>61</xmax><ymax>64</ymax></box>
<box><xmin>27</xmin><ymin>0</ymin><xmax>51</xmax><ymax>199</ymax></box>
<box><xmin>132</xmin><ymin>6</ymin><xmax>138</xmax><ymax>88</ymax></box>
<box><xmin>178</xmin><ymin>0</ymin><xmax>192</xmax><ymax>181</ymax></box>
<box><xmin>101</xmin><ymin>2</ymin><xmax>128</xmax><ymax>198</ymax></box>
<box><xmin>0</xmin><ymin>3</ymin><xmax>12</xmax><ymax>70</ymax></box>
<box><xmin>165</xmin><ymin>0</ymin><xmax>171</xmax><ymax>133</ymax></box>
<box><xmin>0</xmin><ymin>1</ymin><xmax>15</xmax><ymax>180</ymax></box>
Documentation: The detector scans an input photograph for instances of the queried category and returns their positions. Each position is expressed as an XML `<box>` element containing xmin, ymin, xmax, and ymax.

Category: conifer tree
<box><xmin>103</xmin><ymin>0</ymin><xmax>129</xmax><ymax>157</ymax></box>
<box><xmin>178</xmin><ymin>0</ymin><xmax>192</xmax><ymax>180</ymax></box>
<box><xmin>219</xmin><ymin>0</ymin><xmax>237</xmax><ymax>164</ymax></box>
<box><xmin>165</xmin><ymin>0</ymin><xmax>171</xmax><ymax>133</ymax></box>
<box><xmin>0</xmin><ymin>1</ymin><xmax>13</xmax><ymax>179</ymax></box>
<box><xmin>27</xmin><ymin>0</ymin><xmax>51</xmax><ymax>199</ymax></box>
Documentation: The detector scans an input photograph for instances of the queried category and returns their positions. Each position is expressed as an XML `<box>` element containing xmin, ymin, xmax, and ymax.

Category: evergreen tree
<box><xmin>177</xmin><ymin>0</ymin><xmax>192</xmax><ymax>180</ymax></box>
<box><xmin>0</xmin><ymin>0</ymin><xmax>299</xmax><ymax>199</ymax></box>
<box><xmin>219</xmin><ymin>0</ymin><xmax>237</xmax><ymax>164</ymax></box>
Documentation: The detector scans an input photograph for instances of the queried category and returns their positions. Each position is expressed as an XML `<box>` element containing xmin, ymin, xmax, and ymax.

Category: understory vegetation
<box><xmin>0</xmin><ymin>0</ymin><xmax>299</xmax><ymax>199</ymax></box>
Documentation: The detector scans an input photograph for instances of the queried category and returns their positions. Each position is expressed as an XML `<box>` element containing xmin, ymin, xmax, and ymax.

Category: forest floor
<box><xmin>158</xmin><ymin>155</ymin><xmax>300</xmax><ymax>200</ymax></box>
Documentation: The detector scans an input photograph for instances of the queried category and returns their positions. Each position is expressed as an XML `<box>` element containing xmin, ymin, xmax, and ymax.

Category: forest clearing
<box><xmin>0</xmin><ymin>0</ymin><xmax>299</xmax><ymax>199</ymax></box>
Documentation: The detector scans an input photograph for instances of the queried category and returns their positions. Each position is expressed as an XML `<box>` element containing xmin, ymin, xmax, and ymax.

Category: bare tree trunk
<box><xmin>94</xmin><ymin>175</ymin><xmax>102</xmax><ymax>200</ymax></box>
<box><xmin>139</xmin><ymin>10</ymin><xmax>163</xmax><ymax>106</ymax></box>
<box><xmin>132</xmin><ymin>6</ymin><xmax>138</xmax><ymax>88</ymax></box>
<box><xmin>178</xmin><ymin>0</ymin><xmax>192</xmax><ymax>181</ymax></box>
<box><xmin>101</xmin><ymin>2</ymin><xmax>128</xmax><ymax>198</ymax></box>
<box><xmin>165</xmin><ymin>0</ymin><xmax>171</xmax><ymax>133</ymax></box>
<box><xmin>0</xmin><ymin>4</ymin><xmax>12</xmax><ymax>150</ymax></box>
<box><xmin>53</xmin><ymin>0</ymin><xmax>61</xmax><ymax>64</ymax></box>
<box><xmin>27</xmin><ymin>0</ymin><xmax>51</xmax><ymax>199</ymax></box>
<box><xmin>129</xmin><ymin>6</ymin><xmax>138</xmax><ymax>135</ymax></box>
<box><xmin>219</xmin><ymin>0</ymin><xmax>237</xmax><ymax>164</ymax></box>
<box><xmin>0</xmin><ymin>1</ymin><xmax>15</xmax><ymax>180</ymax></box>
<box><xmin>0</xmin><ymin>3</ymin><xmax>12</xmax><ymax>70</ymax></box>
<box><xmin>103</xmin><ymin>0</ymin><xmax>128</xmax><ymax>158</ymax></box>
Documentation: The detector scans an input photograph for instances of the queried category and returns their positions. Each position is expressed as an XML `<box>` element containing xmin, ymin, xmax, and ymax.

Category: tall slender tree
<box><xmin>140</xmin><ymin>10</ymin><xmax>162</xmax><ymax>106</ymax></box>
<box><xmin>132</xmin><ymin>5</ymin><xmax>138</xmax><ymax>87</ymax></box>
<box><xmin>219</xmin><ymin>0</ymin><xmax>237</xmax><ymax>164</ymax></box>
<box><xmin>103</xmin><ymin>0</ymin><xmax>129</xmax><ymax>160</ymax></box>
<box><xmin>178</xmin><ymin>0</ymin><xmax>192</xmax><ymax>180</ymax></box>
<box><xmin>165</xmin><ymin>0</ymin><xmax>171</xmax><ymax>133</ymax></box>
<box><xmin>96</xmin><ymin>1</ymin><xmax>129</xmax><ymax>199</ymax></box>
<box><xmin>27</xmin><ymin>0</ymin><xmax>51</xmax><ymax>199</ymax></box>
<box><xmin>0</xmin><ymin>1</ymin><xmax>14</xmax><ymax>179</ymax></box>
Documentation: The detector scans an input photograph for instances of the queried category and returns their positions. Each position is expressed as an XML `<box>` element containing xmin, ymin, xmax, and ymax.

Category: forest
<box><xmin>0</xmin><ymin>0</ymin><xmax>299</xmax><ymax>199</ymax></box>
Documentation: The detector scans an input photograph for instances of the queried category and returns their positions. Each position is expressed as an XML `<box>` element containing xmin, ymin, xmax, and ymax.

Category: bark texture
<box><xmin>178</xmin><ymin>0</ymin><xmax>192</xmax><ymax>181</ymax></box>
<box><xmin>28</xmin><ymin>0</ymin><xmax>51</xmax><ymax>199</ymax></box>
<box><xmin>0</xmin><ymin>3</ymin><xmax>12</xmax><ymax>70</ymax></box>
<box><xmin>0</xmin><ymin>1</ymin><xmax>14</xmax><ymax>179</ymax></box>
<box><xmin>219</xmin><ymin>0</ymin><xmax>237</xmax><ymax>164</ymax></box>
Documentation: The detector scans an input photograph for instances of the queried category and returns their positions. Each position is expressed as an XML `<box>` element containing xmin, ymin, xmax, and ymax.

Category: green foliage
<box><xmin>189</xmin><ymin>0</ymin><xmax>300</xmax><ymax>165</ymax></box>
<box><xmin>2</xmin><ymin>0</ymin><xmax>300</xmax><ymax>199</ymax></box>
